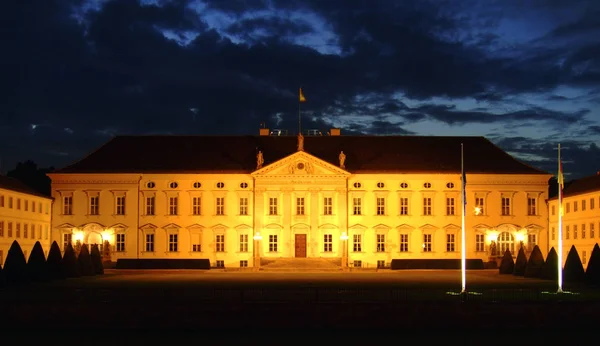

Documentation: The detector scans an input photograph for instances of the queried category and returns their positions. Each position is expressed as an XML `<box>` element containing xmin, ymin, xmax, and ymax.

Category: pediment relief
<box><xmin>140</xmin><ymin>223</ymin><xmax>158</xmax><ymax>230</ymax></box>
<box><xmin>186</xmin><ymin>223</ymin><xmax>206</xmax><ymax>230</ymax></box>
<box><xmin>348</xmin><ymin>224</ymin><xmax>367</xmax><ymax>230</ymax></box>
<box><xmin>373</xmin><ymin>224</ymin><xmax>391</xmax><ymax>231</ymax></box>
<box><xmin>79</xmin><ymin>222</ymin><xmax>106</xmax><ymax>230</ymax></box>
<box><xmin>235</xmin><ymin>224</ymin><xmax>252</xmax><ymax>230</ymax></box>
<box><xmin>396</xmin><ymin>224</ymin><xmax>415</xmax><ymax>231</ymax></box>
<box><xmin>443</xmin><ymin>223</ymin><xmax>461</xmax><ymax>231</ymax></box>
<box><xmin>108</xmin><ymin>223</ymin><xmax>128</xmax><ymax>230</ymax></box>
<box><xmin>524</xmin><ymin>224</ymin><xmax>544</xmax><ymax>232</ymax></box>
<box><xmin>252</xmin><ymin>151</ymin><xmax>350</xmax><ymax>177</ymax></box>
<box><xmin>473</xmin><ymin>223</ymin><xmax>492</xmax><ymax>230</ymax></box>
<box><xmin>56</xmin><ymin>223</ymin><xmax>76</xmax><ymax>229</ymax></box>
<box><xmin>419</xmin><ymin>224</ymin><xmax>438</xmax><ymax>231</ymax></box>
<box><xmin>211</xmin><ymin>223</ymin><xmax>228</xmax><ymax>230</ymax></box>
<box><xmin>264</xmin><ymin>223</ymin><xmax>283</xmax><ymax>230</ymax></box>
<box><xmin>162</xmin><ymin>223</ymin><xmax>182</xmax><ymax>229</ymax></box>
<box><xmin>318</xmin><ymin>223</ymin><xmax>338</xmax><ymax>230</ymax></box>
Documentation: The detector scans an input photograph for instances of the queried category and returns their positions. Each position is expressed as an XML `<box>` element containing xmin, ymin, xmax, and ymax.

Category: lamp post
<box><xmin>253</xmin><ymin>232</ymin><xmax>263</xmax><ymax>271</ymax></box>
<box><xmin>340</xmin><ymin>231</ymin><xmax>349</xmax><ymax>270</ymax></box>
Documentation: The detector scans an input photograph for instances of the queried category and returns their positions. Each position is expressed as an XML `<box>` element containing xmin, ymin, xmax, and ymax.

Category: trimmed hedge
<box><xmin>541</xmin><ymin>247</ymin><xmax>558</xmax><ymax>280</ymax></box>
<box><xmin>563</xmin><ymin>245</ymin><xmax>585</xmax><ymax>283</ymax></box>
<box><xmin>62</xmin><ymin>243</ymin><xmax>81</xmax><ymax>278</ymax></box>
<box><xmin>513</xmin><ymin>246</ymin><xmax>527</xmax><ymax>276</ymax></box>
<box><xmin>90</xmin><ymin>244</ymin><xmax>104</xmax><ymax>275</ymax></box>
<box><xmin>499</xmin><ymin>249</ymin><xmax>514</xmax><ymax>274</ymax></box>
<box><xmin>390</xmin><ymin>259</ymin><xmax>484</xmax><ymax>270</ymax></box>
<box><xmin>3</xmin><ymin>240</ymin><xmax>29</xmax><ymax>285</ymax></box>
<box><xmin>585</xmin><ymin>243</ymin><xmax>600</xmax><ymax>286</ymax></box>
<box><xmin>47</xmin><ymin>241</ymin><xmax>65</xmax><ymax>280</ymax></box>
<box><xmin>116</xmin><ymin>259</ymin><xmax>211</xmax><ymax>269</ymax></box>
<box><xmin>524</xmin><ymin>245</ymin><xmax>545</xmax><ymax>278</ymax></box>
<box><xmin>27</xmin><ymin>241</ymin><xmax>48</xmax><ymax>282</ymax></box>
<box><xmin>77</xmin><ymin>244</ymin><xmax>95</xmax><ymax>276</ymax></box>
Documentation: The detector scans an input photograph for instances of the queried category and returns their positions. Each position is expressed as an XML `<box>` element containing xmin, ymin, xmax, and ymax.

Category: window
<box><xmin>399</xmin><ymin>234</ymin><xmax>408</xmax><ymax>252</ymax></box>
<box><xmin>446</xmin><ymin>198</ymin><xmax>455</xmax><ymax>215</ymax></box>
<box><xmin>169</xmin><ymin>182</ymin><xmax>178</xmax><ymax>189</ymax></box>
<box><xmin>376</xmin><ymin>197</ymin><xmax>385</xmax><ymax>215</ymax></box>
<box><xmin>591</xmin><ymin>223</ymin><xmax>595</xmax><ymax>238</ymax></box>
<box><xmin>323</xmin><ymin>197</ymin><xmax>333</xmax><ymax>215</ymax></box>
<box><xmin>269</xmin><ymin>235</ymin><xmax>278</xmax><ymax>252</ymax></box>
<box><xmin>376</xmin><ymin>234</ymin><xmax>385</xmax><ymax>252</ymax></box>
<box><xmin>216</xmin><ymin>197</ymin><xmax>225</xmax><ymax>215</ymax></box>
<box><xmin>566</xmin><ymin>203</ymin><xmax>570</xmax><ymax>213</ymax></box>
<box><xmin>353</xmin><ymin>182</ymin><xmax>362</xmax><ymax>188</ymax></box>
<box><xmin>216</xmin><ymin>260</ymin><xmax>224</xmax><ymax>268</ymax></box>
<box><xmin>377</xmin><ymin>182</ymin><xmax>385</xmax><ymax>188</ymax></box>
<box><xmin>89</xmin><ymin>196</ymin><xmax>99</xmax><ymax>215</ymax></box>
<box><xmin>353</xmin><ymin>260</ymin><xmax>362</xmax><ymax>268</ymax></box>
<box><xmin>16</xmin><ymin>198</ymin><xmax>21</xmax><ymax>210</ymax></box>
<box><xmin>552</xmin><ymin>227</ymin><xmax>555</xmax><ymax>241</ymax></box>
<box><xmin>146</xmin><ymin>182</ymin><xmax>155</xmax><ymax>188</ymax></box>
<box><xmin>8</xmin><ymin>197</ymin><xmax>13</xmax><ymax>208</ymax></box>
<box><xmin>24</xmin><ymin>200</ymin><xmax>28</xmax><ymax>211</ymax></box>
<box><xmin>501</xmin><ymin>197</ymin><xmax>511</xmax><ymax>216</ymax></box>
<box><xmin>574</xmin><ymin>224</ymin><xmax>578</xmax><ymax>239</ymax></box>
<box><xmin>498</xmin><ymin>232</ymin><xmax>514</xmax><ymax>254</ymax></box>
<box><xmin>323</xmin><ymin>234</ymin><xmax>332</xmax><ymax>252</ymax></box>
<box><xmin>0</xmin><ymin>221</ymin><xmax>3</xmax><ymax>237</ymax></box>
<box><xmin>423</xmin><ymin>182</ymin><xmax>431</xmax><ymax>188</ymax></box>
<box><xmin>116</xmin><ymin>234</ymin><xmax>125</xmax><ymax>252</ymax></box>
<box><xmin>216</xmin><ymin>234</ymin><xmax>225</xmax><ymax>252</ymax></box>
<box><xmin>353</xmin><ymin>198</ymin><xmax>362</xmax><ymax>215</ymax></box>
<box><xmin>191</xmin><ymin>233</ymin><xmax>202</xmax><ymax>252</ymax></box>
<box><xmin>446</xmin><ymin>234</ymin><xmax>455</xmax><ymax>252</ymax></box>
<box><xmin>476</xmin><ymin>234</ymin><xmax>485</xmax><ymax>252</ymax></box>
<box><xmin>475</xmin><ymin>197</ymin><xmax>484</xmax><ymax>215</ymax></box>
<box><xmin>23</xmin><ymin>224</ymin><xmax>28</xmax><ymax>238</ymax></box>
<box><xmin>566</xmin><ymin>225</ymin><xmax>570</xmax><ymax>239</ymax></box>
<box><xmin>446</xmin><ymin>182</ymin><xmax>454</xmax><ymax>189</ymax></box>
<box><xmin>116</xmin><ymin>196</ymin><xmax>126</xmax><ymax>215</ymax></box>
<box><xmin>239</xmin><ymin>234</ymin><xmax>248</xmax><ymax>252</ymax></box>
<box><xmin>582</xmin><ymin>224</ymin><xmax>586</xmax><ymax>239</ymax></box>
<box><xmin>63</xmin><ymin>233</ymin><xmax>72</xmax><ymax>249</ymax></box>
<box><xmin>377</xmin><ymin>260</ymin><xmax>386</xmax><ymax>268</ymax></box>
<box><xmin>269</xmin><ymin>197</ymin><xmax>278</xmax><ymax>215</ymax></box>
<box><xmin>240</xmin><ymin>182</ymin><xmax>248</xmax><ymax>189</ymax></box>
<box><xmin>216</xmin><ymin>182</ymin><xmax>225</xmax><ymax>188</ymax></box>
<box><xmin>63</xmin><ymin>196</ymin><xmax>73</xmax><ymax>215</ymax></box>
<box><xmin>44</xmin><ymin>225</ymin><xmax>48</xmax><ymax>239</ymax></box>
<box><xmin>16</xmin><ymin>223</ymin><xmax>20</xmax><ymax>238</ymax></box>
<box><xmin>423</xmin><ymin>197</ymin><xmax>432</xmax><ymax>215</ymax></box>
<box><xmin>296</xmin><ymin>197</ymin><xmax>305</xmax><ymax>215</ymax></box>
<box><xmin>527</xmin><ymin>234</ymin><xmax>537</xmax><ymax>251</ymax></box>
<box><xmin>423</xmin><ymin>234</ymin><xmax>432</xmax><ymax>252</ymax></box>
<box><xmin>168</xmin><ymin>234</ymin><xmax>178</xmax><ymax>252</ymax></box>
<box><xmin>146</xmin><ymin>197</ymin><xmax>155</xmax><ymax>215</ymax></box>
<box><xmin>400</xmin><ymin>182</ymin><xmax>408</xmax><ymax>189</ymax></box>
<box><xmin>0</xmin><ymin>195</ymin><xmax>3</xmax><ymax>207</ymax></box>
<box><xmin>30</xmin><ymin>224</ymin><xmax>35</xmax><ymax>239</ymax></box>
<box><xmin>591</xmin><ymin>198</ymin><xmax>595</xmax><ymax>210</ymax></box>
<box><xmin>145</xmin><ymin>234</ymin><xmax>155</xmax><ymax>252</ymax></box>
<box><xmin>8</xmin><ymin>222</ymin><xmax>12</xmax><ymax>237</ymax></box>
<box><xmin>193</xmin><ymin>197</ymin><xmax>202</xmax><ymax>215</ymax></box>
<box><xmin>193</xmin><ymin>182</ymin><xmax>201</xmax><ymax>189</ymax></box>
<box><xmin>400</xmin><ymin>198</ymin><xmax>409</xmax><ymax>215</ymax></box>
<box><xmin>353</xmin><ymin>234</ymin><xmax>361</xmax><ymax>252</ymax></box>
<box><xmin>552</xmin><ymin>205</ymin><xmax>555</xmax><ymax>216</ymax></box>
<box><xmin>583</xmin><ymin>251</ymin><xmax>587</xmax><ymax>265</ymax></box>
<box><xmin>240</xmin><ymin>260</ymin><xmax>248</xmax><ymax>268</ymax></box>
<box><xmin>527</xmin><ymin>197</ymin><xmax>536</xmax><ymax>216</ymax></box>
<box><xmin>582</xmin><ymin>199</ymin><xmax>586</xmax><ymax>211</ymax></box>
<box><xmin>38</xmin><ymin>202</ymin><xmax>42</xmax><ymax>213</ymax></box>
<box><xmin>239</xmin><ymin>198</ymin><xmax>248</xmax><ymax>215</ymax></box>
<box><xmin>169</xmin><ymin>197</ymin><xmax>178</xmax><ymax>215</ymax></box>
<box><xmin>574</xmin><ymin>201</ymin><xmax>578</xmax><ymax>212</ymax></box>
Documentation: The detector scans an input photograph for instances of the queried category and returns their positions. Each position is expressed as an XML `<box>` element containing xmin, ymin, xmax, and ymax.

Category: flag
<box><xmin>299</xmin><ymin>88</ymin><xmax>306</xmax><ymax>102</ymax></box>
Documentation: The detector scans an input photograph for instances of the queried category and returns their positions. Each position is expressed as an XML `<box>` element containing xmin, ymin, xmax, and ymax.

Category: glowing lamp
<box><xmin>253</xmin><ymin>232</ymin><xmax>263</xmax><ymax>241</ymax></box>
<box><xmin>340</xmin><ymin>232</ymin><xmax>348</xmax><ymax>241</ymax></box>
<box><xmin>73</xmin><ymin>231</ymin><xmax>84</xmax><ymax>243</ymax></box>
<box><xmin>102</xmin><ymin>231</ymin><xmax>113</xmax><ymax>243</ymax></box>
<box><xmin>515</xmin><ymin>232</ymin><xmax>525</xmax><ymax>242</ymax></box>
<box><xmin>474</xmin><ymin>207</ymin><xmax>482</xmax><ymax>215</ymax></box>
<box><xmin>487</xmin><ymin>231</ymin><xmax>498</xmax><ymax>243</ymax></box>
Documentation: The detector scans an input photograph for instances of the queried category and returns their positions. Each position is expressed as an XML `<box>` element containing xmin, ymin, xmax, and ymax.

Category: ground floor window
<box><xmin>216</xmin><ymin>234</ymin><xmax>225</xmax><ymax>252</ymax></box>
<box><xmin>169</xmin><ymin>234</ymin><xmax>178</xmax><ymax>252</ymax></box>
<box><xmin>63</xmin><ymin>233</ymin><xmax>72</xmax><ymax>250</ymax></box>
<box><xmin>376</xmin><ymin>234</ymin><xmax>385</xmax><ymax>252</ymax></box>
<box><xmin>145</xmin><ymin>234</ymin><xmax>154</xmax><ymax>252</ymax></box>
<box><xmin>216</xmin><ymin>260</ymin><xmax>224</xmax><ymax>268</ymax></box>
<box><xmin>353</xmin><ymin>260</ymin><xmax>362</xmax><ymax>268</ymax></box>
<box><xmin>377</xmin><ymin>260</ymin><xmax>385</xmax><ymax>268</ymax></box>
<box><xmin>498</xmin><ymin>232</ymin><xmax>514</xmax><ymax>254</ymax></box>
<box><xmin>269</xmin><ymin>235</ymin><xmax>278</xmax><ymax>252</ymax></box>
<box><xmin>527</xmin><ymin>234</ymin><xmax>537</xmax><ymax>251</ymax></box>
<box><xmin>353</xmin><ymin>234</ymin><xmax>361</xmax><ymax>252</ymax></box>
<box><xmin>476</xmin><ymin>234</ymin><xmax>485</xmax><ymax>252</ymax></box>
<box><xmin>240</xmin><ymin>260</ymin><xmax>248</xmax><ymax>267</ymax></box>
<box><xmin>323</xmin><ymin>234</ymin><xmax>332</xmax><ymax>252</ymax></box>
<box><xmin>399</xmin><ymin>234</ymin><xmax>408</xmax><ymax>252</ymax></box>
<box><xmin>116</xmin><ymin>233</ymin><xmax>125</xmax><ymax>252</ymax></box>
<box><xmin>423</xmin><ymin>234</ymin><xmax>432</xmax><ymax>252</ymax></box>
<box><xmin>446</xmin><ymin>234</ymin><xmax>455</xmax><ymax>252</ymax></box>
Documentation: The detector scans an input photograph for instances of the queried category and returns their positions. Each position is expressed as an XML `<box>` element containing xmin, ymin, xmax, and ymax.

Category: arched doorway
<box><xmin>87</xmin><ymin>231</ymin><xmax>103</xmax><ymax>253</ymax></box>
<box><xmin>498</xmin><ymin>232</ymin><xmax>515</xmax><ymax>255</ymax></box>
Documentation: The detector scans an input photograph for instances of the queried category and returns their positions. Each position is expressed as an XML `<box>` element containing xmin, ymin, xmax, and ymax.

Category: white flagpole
<box><xmin>461</xmin><ymin>143</ymin><xmax>466</xmax><ymax>293</ymax></box>
<box><xmin>557</xmin><ymin>144</ymin><xmax>563</xmax><ymax>293</ymax></box>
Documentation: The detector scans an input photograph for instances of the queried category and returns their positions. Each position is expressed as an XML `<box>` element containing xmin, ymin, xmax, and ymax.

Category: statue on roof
<box><xmin>297</xmin><ymin>133</ymin><xmax>304</xmax><ymax>151</ymax></box>
<box><xmin>256</xmin><ymin>150</ymin><xmax>264</xmax><ymax>170</ymax></box>
<box><xmin>339</xmin><ymin>151</ymin><xmax>346</xmax><ymax>169</ymax></box>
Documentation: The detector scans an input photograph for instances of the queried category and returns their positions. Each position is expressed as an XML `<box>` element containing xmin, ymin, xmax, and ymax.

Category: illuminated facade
<box><xmin>48</xmin><ymin>129</ymin><xmax>552</xmax><ymax>268</ymax></box>
<box><xmin>549</xmin><ymin>173</ymin><xmax>600</xmax><ymax>269</ymax></box>
<box><xmin>0</xmin><ymin>176</ymin><xmax>53</xmax><ymax>266</ymax></box>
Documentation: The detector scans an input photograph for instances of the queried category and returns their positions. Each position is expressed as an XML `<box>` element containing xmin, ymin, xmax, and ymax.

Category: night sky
<box><xmin>3</xmin><ymin>0</ymin><xmax>600</xmax><ymax>179</ymax></box>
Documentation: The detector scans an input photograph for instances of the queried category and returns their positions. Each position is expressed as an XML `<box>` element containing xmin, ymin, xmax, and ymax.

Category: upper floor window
<box><xmin>63</xmin><ymin>196</ymin><xmax>73</xmax><ymax>215</ymax></box>
<box><xmin>193</xmin><ymin>182</ymin><xmax>202</xmax><ymax>189</ymax></box>
<box><xmin>551</xmin><ymin>205</ymin><xmax>555</xmax><ymax>216</ymax></box>
<box><xmin>16</xmin><ymin>198</ymin><xmax>21</xmax><ymax>210</ymax></box>
<box><xmin>146</xmin><ymin>182</ymin><xmax>155</xmax><ymax>189</ymax></box>
<box><xmin>527</xmin><ymin>197</ymin><xmax>536</xmax><ymax>216</ymax></box>
<box><xmin>323</xmin><ymin>234</ymin><xmax>333</xmax><ymax>252</ymax></box>
<box><xmin>24</xmin><ymin>200</ymin><xmax>28</xmax><ymax>212</ymax></box>
<box><xmin>169</xmin><ymin>182</ymin><xmax>178</xmax><ymax>189</ymax></box>
<box><xmin>573</xmin><ymin>201</ymin><xmax>578</xmax><ymax>212</ymax></box>
<box><xmin>239</xmin><ymin>198</ymin><xmax>248</xmax><ymax>215</ymax></box>
<box><xmin>269</xmin><ymin>198</ymin><xmax>278</xmax><ymax>215</ymax></box>
<box><xmin>146</xmin><ymin>196</ymin><xmax>155</xmax><ymax>215</ymax></box>
<box><xmin>423</xmin><ymin>182</ymin><xmax>431</xmax><ymax>188</ymax></box>
<box><xmin>376</xmin><ymin>234</ymin><xmax>385</xmax><ymax>252</ymax></box>
<box><xmin>193</xmin><ymin>197</ymin><xmax>202</xmax><ymax>215</ymax></box>
<box><xmin>8</xmin><ymin>197</ymin><xmax>13</xmax><ymax>208</ymax></box>
<box><xmin>216</xmin><ymin>197</ymin><xmax>225</xmax><ymax>215</ymax></box>
<box><xmin>376</xmin><ymin>182</ymin><xmax>385</xmax><ymax>189</ymax></box>
<box><xmin>566</xmin><ymin>202</ymin><xmax>570</xmax><ymax>213</ymax></box>
<box><xmin>353</xmin><ymin>182</ymin><xmax>362</xmax><ymax>188</ymax></box>
<box><xmin>216</xmin><ymin>234</ymin><xmax>225</xmax><ymax>252</ymax></box>
<box><xmin>399</xmin><ymin>234</ymin><xmax>409</xmax><ymax>252</ymax></box>
<box><xmin>591</xmin><ymin>198</ymin><xmax>595</xmax><ymax>210</ymax></box>
<box><xmin>446</xmin><ymin>182</ymin><xmax>454</xmax><ymax>189</ymax></box>
<box><xmin>240</xmin><ymin>182</ymin><xmax>248</xmax><ymax>189</ymax></box>
<box><xmin>352</xmin><ymin>198</ymin><xmax>362</xmax><ymax>215</ymax></box>
<box><xmin>323</xmin><ymin>197</ymin><xmax>333</xmax><ymax>215</ymax></box>
<box><xmin>446</xmin><ymin>197</ymin><xmax>455</xmax><ymax>215</ymax></box>
<box><xmin>423</xmin><ymin>234</ymin><xmax>432</xmax><ymax>252</ymax></box>
<box><xmin>376</xmin><ymin>197</ymin><xmax>385</xmax><ymax>215</ymax></box>
<box><xmin>400</xmin><ymin>198</ymin><xmax>409</xmax><ymax>215</ymax></box>
<box><xmin>475</xmin><ymin>197</ymin><xmax>484</xmax><ymax>216</ymax></box>
<box><xmin>116</xmin><ymin>196</ymin><xmax>126</xmax><ymax>215</ymax></box>
<box><xmin>501</xmin><ymin>197</ymin><xmax>511</xmax><ymax>216</ymax></box>
<box><xmin>582</xmin><ymin>199</ymin><xmax>586</xmax><ymax>211</ymax></box>
<box><xmin>90</xmin><ymin>196</ymin><xmax>99</xmax><ymax>215</ymax></box>
<box><xmin>0</xmin><ymin>195</ymin><xmax>4</xmax><ymax>207</ymax></box>
<box><xmin>446</xmin><ymin>234</ymin><xmax>455</xmax><ymax>252</ymax></box>
<box><xmin>296</xmin><ymin>197</ymin><xmax>305</xmax><ymax>215</ymax></box>
<box><xmin>400</xmin><ymin>182</ymin><xmax>409</xmax><ymax>189</ymax></box>
<box><xmin>169</xmin><ymin>197</ymin><xmax>178</xmax><ymax>215</ymax></box>
<box><xmin>216</xmin><ymin>182</ymin><xmax>225</xmax><ymax>189</ymax></box>
<box><xmin>423</xmin><ymin>197</ymin><xmax>432</xmax><ymax>216</ymax></box>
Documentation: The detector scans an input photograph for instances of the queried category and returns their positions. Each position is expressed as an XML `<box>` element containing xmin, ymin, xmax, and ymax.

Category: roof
<box><xmin>561</xmin><ymin>173</ymin><xmax>600</xmax><ymax>198</ymax></box>
<box><xmin>0</xmin><ymin>175</ymin><xmax>52</xmax><ymax>199</ymax></box>
<box><xmin>53</xmin><ymin>135</ymin><xmax>549</xmax><ymax>175</ymax></box>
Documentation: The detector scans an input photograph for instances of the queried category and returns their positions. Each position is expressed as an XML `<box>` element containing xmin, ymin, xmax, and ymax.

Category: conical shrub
<box><xmin>524</xmin><ymin>245</ymin><xmax>545</xmax><ymax>278</ymax></box>
<box><xmin>563</xmin><ymin>245</ymin><xmax>585</xmax><ymax>283</ymax></box>
<box><xmin>27</xmin><ymin>241</ymin><xmax>48</xmax><ymax>282</ymax></box>
<box><xmin>3</xmin><ymin>240</ymin><xmax>29</xmax><ymax>285</ymax></box>
<box><xmin>541</xmin><ymin>247</ymin><xmax>559</xmax><ymax>280</ymax></box>
<box><xmin>77</xmin><ymin>244</ymin><xmax>95</xmax><ymax>276</ymax></box>
<box><xmin>90</xmin><ymin>244</ymin><xmax>104</xmax><ymax>275</ymax></box>
<box><xmin>62</xmin><ymin>243</ymin><xmax>80</xmax><ymax>278</ymax></box>
<box><xmin>499</xmin><ymin>249</ymin><xmax>514</xmax><ymax>274</ymax></box>
<box><xmin>585</xmin><ymin>243</ymin><xmax>600</xmax><ymax>286</ymax></box>
<box><xmin>47</xmin><ymin>241</ymin><xmax>65</xmax><ymax>280</ymax></box>
<box><xmin>513</xmin><ymin>246</ymin><xmax>527</xmax><ymax>276</ymax></box>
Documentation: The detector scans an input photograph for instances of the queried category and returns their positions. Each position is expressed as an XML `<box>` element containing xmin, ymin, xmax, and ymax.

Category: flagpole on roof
<box><xmin>557</xmin><ymin>143</ymin><xmax>564</xmax><ymax>293</ymax></box>
<box><xmin>461</xmin><ymin>143</ymin><xmax>467</xmax><ymax>293</ymax></box>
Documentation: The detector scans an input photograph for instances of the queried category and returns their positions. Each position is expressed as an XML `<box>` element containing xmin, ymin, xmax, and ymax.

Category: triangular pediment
<box><xmin>252</xmin><ymin>151</ymin><xmax>350</xmax><ymax>177</ymax></box>
<box><xmin>56</xmin><ymin>223</ymin><xmax>76</xmax><ymax>229</ymax></box>
<box><xmin>524</xmin><ymin>224</ymin><xmax>544</xmax><ymax>231</ymax></box>
<box><xmin>396</xmin><ymin>224</ymin><xmax>415</xmax><ymax>231</ymax></box>
<box><xmin>419</xmin><ymin>224</ymin><xmax>438</xmax><ymax>231</ymax></box>
<box><xmin>473</xmin><ymin>223</ymin><xmax>492</xmax><ymax>230</ymax></box>
<box><xmin>108</xmin><ymin>223</ymin><xmax>128</xmax><ymax>230</ymax></box>
<box><xmin>161</xmin><ymin>223</ymin><xmax>182</xmax><ymax>229</ymax></box>
<box><xmin>186</xmin><ymin>223</ymin><xmax>206</xmax><ymax>230</ymax></box>
<box><xmin>348</xmin><ymin>224</ymin><xmax>368</xmax><ymax>230</ymax></box>
<box><xmin>443</xmin><ymin>223</ymin><xmax>461</xmax><ymax>231</ymax></box>
<box><xmin>140</xmin><ymin>223</ymin><xmax>158</xmax><ymax>230</ymax></box>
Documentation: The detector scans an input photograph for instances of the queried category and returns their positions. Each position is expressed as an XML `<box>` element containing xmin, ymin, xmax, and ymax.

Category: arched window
<box><xmin>498</xmin><ymin>232</ymin><xmax>515</xmax><ymax>255</ymax></box>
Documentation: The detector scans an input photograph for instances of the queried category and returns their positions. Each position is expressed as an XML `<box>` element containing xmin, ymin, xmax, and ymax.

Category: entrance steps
<box><xmin>260</xmin><ymin>257</ymin><xmax>343</xmax><ymax>272</ymax></box>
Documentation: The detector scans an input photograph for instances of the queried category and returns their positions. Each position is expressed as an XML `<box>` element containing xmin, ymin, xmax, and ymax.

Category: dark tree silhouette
<box><xmin>62</xmin><ymin>243</ymin><xmax>80</xmax><ymax>278</ymax></box>
<box><xmin>27</xmin><ymin>241</ymin><xmax>48</xmax><ymax>282</ymax></box>
<box><xmin>77</xmin><ymin>244</ymin><xmax>95</xmax><ymax>276</ymax></box>
<box><xmin>90</xmin><ymin>244</ymin><xmax>104</xmax><ymax>275</ymax></box>
<box><xmin>46</xmin><ymin>241</ymin><xmax>65</xmax><ymax>280</ymax></box>
<box><xmin>513</xmin><ymin>246</ymin><xmax>527</xmax><ymax>276</ymax></box>
<box><xmin>541</xmin><ymin>247</ymin><xmax>559</xmax><ymax>280</ymax></box>
<box><xmin>3</xmin><ymin>240</ymin><xmax>29</xmax><ymax>285</ymax></box>
<box><xmin>499</xmin><ymin>249</ymin><xmax>514</xmax><ymax>274</ymax></box>
<box><xmin>524</xmin><ymin>245</ymin><xmax>545</xmax><ymax>278</ymax></box>
<box><xmin>6</xmin><ymin>160</ymin><xmax>53</xmax><ymax>196</ymax></box>
<box><xmin>563</xmin><ymin>245</ymin><xmax>585</xmax><ymax>283</ymax></box>
<box><xmin>585</xmin><ymin>243</ymin><xmax>600</xmax><ymax>286</ymax></box>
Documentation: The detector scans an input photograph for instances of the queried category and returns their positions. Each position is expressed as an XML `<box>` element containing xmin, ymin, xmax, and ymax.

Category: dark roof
<box><xmin>562</xmin><ymin>173</ymin><xmax>600</xmax><ymax>198</ymax></box>
<box><xmin>0</xmin><ymin>175</ymin><xmax>52</xmax><ymax>199</ymax></box>
<box><xmin>54</xmin><ymin>135</ymin><xmax>549</xmax><ymax>175</ymax></box>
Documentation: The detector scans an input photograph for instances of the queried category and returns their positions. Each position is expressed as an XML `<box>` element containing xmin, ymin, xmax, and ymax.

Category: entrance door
<box><xmin>295</xmin><ymin>234</ymin><xmax>307</xmax><ymax>258</ymax></box>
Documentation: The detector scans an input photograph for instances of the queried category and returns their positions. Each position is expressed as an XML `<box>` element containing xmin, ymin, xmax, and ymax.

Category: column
<box><xmin>309</xmin><ymin>187</ymin><xmax>321</xmax><ymax>257</ymax></box>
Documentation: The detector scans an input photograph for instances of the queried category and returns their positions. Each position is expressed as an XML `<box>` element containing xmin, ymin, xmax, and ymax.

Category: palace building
<box><xmin>549</xmin><ymin>172</ymin><xmax>600</xmax><ymax>269</ymax></box>
<box><xmin>0</xmin><ymin>175</ymin><xmax>53</xmax><ymax>265</ymax></box>
<box><xmin>48</xmin><ymin>128</ymin><xmax>552</xmax><ymax>269</ymax></box>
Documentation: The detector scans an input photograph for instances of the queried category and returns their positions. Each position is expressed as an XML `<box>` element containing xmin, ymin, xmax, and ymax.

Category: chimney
<box><xmin>330</xmin><ymin>128</ymin><xmax>341</xmax><ymax>136</ymax></box>
<box><xmin>259</xmin><ymin>128</ymin><xmax>270</xmax><ymax>136</ymax></box>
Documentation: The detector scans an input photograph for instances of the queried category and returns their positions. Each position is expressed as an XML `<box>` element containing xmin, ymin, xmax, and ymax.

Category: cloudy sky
<box><xmin>3</xmin><ymin>0</ymin><xmax>600</xmax><ymax>179</ymax></box>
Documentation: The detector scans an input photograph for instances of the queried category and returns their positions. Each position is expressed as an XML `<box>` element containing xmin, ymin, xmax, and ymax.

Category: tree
<box><xmin>46</xmin><ymin>241</ymin><xmax>65</xmax><ymax>280</ymax></box>
<box><xmin>585</xmin><ymin>243</ymin><xmax>600</xmax><ymax>286</ymax></box>
<box><xmin>524</xmin><ymin>245</ymin><xmax>545</xmax><ymax>278</ymax></box>
<box><xmin>77</xmin><ymin>244</ymin><xmax>95</xmax><ymax>276</ymax></box>
<box><xmin>563</xmin><ymin>245</ymin><xmax>585</xmax><ymax>283</ymax></box>
<box><xmin>513</xmin><ymin>246</ymin><xmax>527</xmax><ymax>276</ymax></box>
<box><xmin>3</xmin><ymin>240</ymin><xmax>29</xmax><ymax>285</ymax></box>
<box><xmin>541</xmin><ymin>247</ymin><xmax>559</xmax><ymax>280</ymax></box>
<box><xmin>90</xmin><ymin>244</ymin><xmax>104</xmax><ymax>275</ymax></box>
<box><xmin>6</xmin><ymin>160</ymin><xmax>53</xmax><ymax>196</ymax></box>
<box><xmin>27</xmin><ymin>241</ymin><xmax>48</xmax><ymax>282</ymax></box>
<box><xmin>62</xmin><ymin>243</ymin><xmax>80</xmax><ymax>278</ymax></box>
<box><xmin>499</xmin><ymin>249</ymin><xmax>514</xmax><ymax>274</ymax></box>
